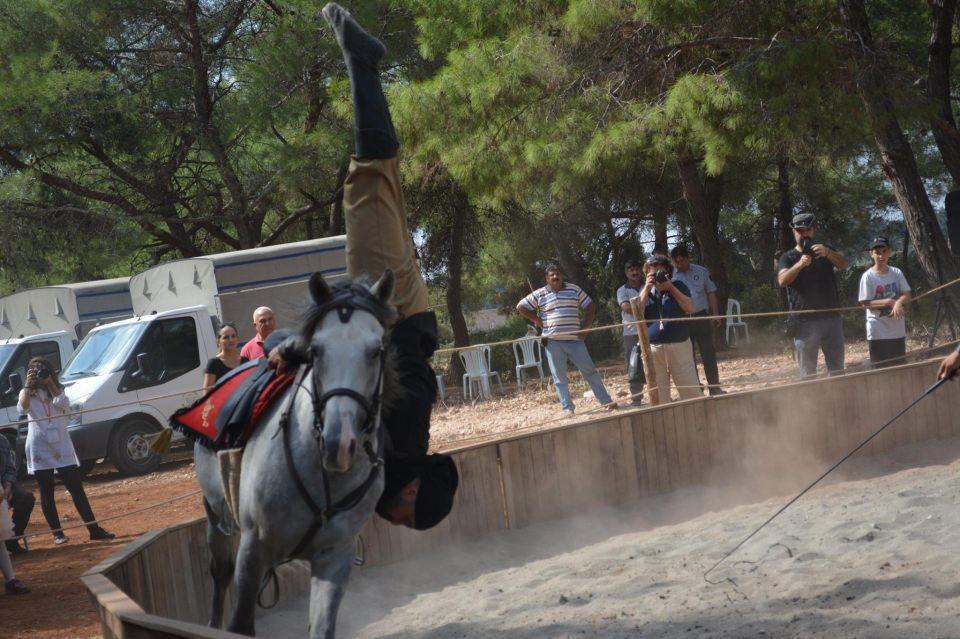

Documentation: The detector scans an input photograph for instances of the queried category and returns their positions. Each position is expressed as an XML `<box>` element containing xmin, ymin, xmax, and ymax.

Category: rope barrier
<box><xmin>431</xmin><ymin>274</ymin><xmax>960</xmax><ymax>357</ymax></box>
<box><xmin>5</xmin><ymin>489</ymin><xmax>203</xmax><ymax>544</ymax></box>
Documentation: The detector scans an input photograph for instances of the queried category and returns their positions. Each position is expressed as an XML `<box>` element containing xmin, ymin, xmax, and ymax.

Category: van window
<box><xmin>123</xmin><ymin>317</ymin><xmax>200</xmax><ymax>391</ymax></box>
<box><xmin>0</xmin><ymin>341</ymin><xmax>62</xmax><ymax>409</ymax></box>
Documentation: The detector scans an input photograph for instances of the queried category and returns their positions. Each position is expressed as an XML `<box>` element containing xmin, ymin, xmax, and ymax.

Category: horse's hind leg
<box><xmin>204</xmin><ymin>499</ymin><xmax>234</xmax><ymax>628</ymax></box>
<box><xmin>308</xmin><ymin>543</ymin><xmax>354</xmax><ymax>639</ymax></box>
<box><xmin>226</xmin><ymin>531</ymin><xmax>264</xmax><ymax>636</ymax></box>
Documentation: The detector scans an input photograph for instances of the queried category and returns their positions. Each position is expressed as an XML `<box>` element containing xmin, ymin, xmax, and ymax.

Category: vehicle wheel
<box><xmin>77</xmin><ymin>458</ymin><xmax>98</xmax><ymax>478</ymax></box>
<box><xmin>109</xmin><ymin>418</ymin><xmax>161</xmax><ymax>476</ymax></box>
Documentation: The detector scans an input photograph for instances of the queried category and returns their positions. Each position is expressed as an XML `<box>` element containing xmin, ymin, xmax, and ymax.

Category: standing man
<box><xmin>516</xmin><ymin>265</ymin><xmax>615</xmax><ymax>416</ymax></box>
<box><xmin>778</xmin><ymin>213</ymin><xmax>849</xmax><ymax>378</ymax></box>
<box><xmin>858</xmin><ymin>237</ymin><xmax>911</xmax><ymax>368</ymax></box>
<box><xmin>617</xmin><ymin>259</ymin><xmax>646</xmax><ymax>406</ymax></box>
<box><xmin>239</xmin><ymin>306</ymin><xmax>276</xmax><ymax>361</ymax></box>
<box><xmin>670</xmin><ymin>244</ymin><xmax>723</xmax><ymax>395</ymax></box>
<box><xmin>0</xmin><ymin>432</ymin><xmax>33</xmax><ymax>555</ymax></box>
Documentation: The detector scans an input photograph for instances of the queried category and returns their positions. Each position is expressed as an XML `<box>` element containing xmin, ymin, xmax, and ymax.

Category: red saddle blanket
<box><xmin>170</xmin><ymin>363</ymin><xmax>295</xmax><ymax>449</ymax></box>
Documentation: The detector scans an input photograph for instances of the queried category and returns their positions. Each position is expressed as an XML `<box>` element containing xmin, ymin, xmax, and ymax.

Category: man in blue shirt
<box><xmin>670</xmin><ymin>245</ymin><xmax>724</xmax><ymax>395</ymax></box>
<box><xmin>638</xmin><ymin>255</ymin><xmax>703</xmax><ymax>403</ymax></box>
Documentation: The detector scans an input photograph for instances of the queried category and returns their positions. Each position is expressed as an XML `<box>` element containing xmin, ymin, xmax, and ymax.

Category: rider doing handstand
<box><xmin>269</xmin><ymin>3</ymin><xmax>458</xmax><ymax>531</ymax></box>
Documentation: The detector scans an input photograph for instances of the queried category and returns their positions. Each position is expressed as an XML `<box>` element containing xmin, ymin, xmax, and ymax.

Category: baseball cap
<box><xmin>645</xmin><ymin>255</ymin><xmax>670</xmax><ymax>267</ymax></box>
<box><xmin>790</xmin><ymin>213</ymin><xmax>817</xmax><ymax>229</ymax></box>
<box><xmin>869</xmin><ymin>236</ymin><xmax>890</xmax><ymax>250</ymax></box>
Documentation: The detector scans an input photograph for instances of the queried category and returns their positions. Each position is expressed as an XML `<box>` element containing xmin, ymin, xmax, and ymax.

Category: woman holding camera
<box><xmin>18</xmin><ymin>356</ymin><xmax>114</xmax><ymax>544</ymax></box>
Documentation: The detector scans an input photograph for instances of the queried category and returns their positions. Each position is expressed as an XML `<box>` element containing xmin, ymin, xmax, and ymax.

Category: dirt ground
<box><xmin>1</xmin><ymin>337</ymin><xmax>940</xmax><ymax>638</ymax></box>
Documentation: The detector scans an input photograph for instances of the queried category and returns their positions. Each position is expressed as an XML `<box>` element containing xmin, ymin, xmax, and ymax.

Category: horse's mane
<box><xmin>299</xmin><ymin>277</ymin><xmax>403</xmax><ymax>414</ymax></box>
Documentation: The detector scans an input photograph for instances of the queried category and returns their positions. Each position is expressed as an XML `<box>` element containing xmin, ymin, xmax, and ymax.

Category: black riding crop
<box><xmin>704</xmin><ymin>375</ymin><xmax>949</xmax><ymax>582</ymax></box>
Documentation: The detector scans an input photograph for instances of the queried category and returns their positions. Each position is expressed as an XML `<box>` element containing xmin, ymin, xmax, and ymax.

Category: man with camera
<box><xmin>517</xmin><ymin>264</ymin><xmax>615</xmax><ymax>416</ymax></box>
<box><xmin>778</xmin><ymin>213</ymin><xmax>849</xmax><ymax>378</ymax></box>
<box><xmin>637</xmin><ymin>255</ymin><xmax>702</xmax><ymax>402</ymax></box>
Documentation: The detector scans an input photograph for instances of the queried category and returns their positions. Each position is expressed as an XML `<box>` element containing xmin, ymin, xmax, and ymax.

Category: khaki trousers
<box><xmin>344</xmin><ymin>156</ymin><xmax>428</xmax><ymax>318</ymax></box>
<box><xmin>650</xmin><ymin>339</ymin><xmax>703</xmax><ymax>402</ymax></box>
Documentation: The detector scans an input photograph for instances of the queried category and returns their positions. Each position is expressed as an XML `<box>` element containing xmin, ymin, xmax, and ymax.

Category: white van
<box><xmin>60</xmin><ymin>237</ymin><xmax>346</xmax><ymax>475</ymax></box>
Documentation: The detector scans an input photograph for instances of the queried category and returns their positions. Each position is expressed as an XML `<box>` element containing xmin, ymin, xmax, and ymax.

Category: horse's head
<box><xmin>302</xmin><ymin>270</ymin><xmax>395</xmax><ymax>473</ymax></box>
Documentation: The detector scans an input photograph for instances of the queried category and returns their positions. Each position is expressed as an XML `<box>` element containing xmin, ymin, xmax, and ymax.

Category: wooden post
<box><xmin>630</xmin><ymin>297</ymin><xmax>659</xmax><ymax>405</ymax></box>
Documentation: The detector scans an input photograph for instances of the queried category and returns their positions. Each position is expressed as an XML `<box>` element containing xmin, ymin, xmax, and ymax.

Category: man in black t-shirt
<box><xmin>777</xmin><ymin>213</ymin><xmax>849</xmax><ymax>378</ymax></box>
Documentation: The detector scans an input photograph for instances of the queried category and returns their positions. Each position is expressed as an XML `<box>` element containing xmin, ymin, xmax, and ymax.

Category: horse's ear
<box><xmin>309</xmin><ymin>272</ymin><xmax>331</xmax><ymax>304</ymax></box>
<box><xmin>370</xmin><ymin>269</ymin><xmax>395</xmax><ymax>305</ymax></box>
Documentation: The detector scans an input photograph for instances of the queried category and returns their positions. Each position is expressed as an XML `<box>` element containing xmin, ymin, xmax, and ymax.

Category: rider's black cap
<box><xmin>413</xmin><ymin>454</ymin><xmax>459</xmax><ymax>530</ymax></box>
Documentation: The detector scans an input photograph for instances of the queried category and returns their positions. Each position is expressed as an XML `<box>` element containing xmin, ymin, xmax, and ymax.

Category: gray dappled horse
<box><xmin>195</xmin><ymin>270</ymin><xmax>395</xmax><ymax>637</ymax></box>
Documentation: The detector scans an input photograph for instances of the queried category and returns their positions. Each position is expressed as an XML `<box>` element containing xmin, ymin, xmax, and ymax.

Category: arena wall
<box><xmin>83</xmin><ymin>358</ymin><xmax>960</xmax><ymax>637</ymax></box>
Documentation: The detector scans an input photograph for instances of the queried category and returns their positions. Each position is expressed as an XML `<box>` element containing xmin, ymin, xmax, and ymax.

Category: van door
<box><xmin>113</xmin><ymin>316</ymin><xmax>203</xmax><ymax>473</ymax></box>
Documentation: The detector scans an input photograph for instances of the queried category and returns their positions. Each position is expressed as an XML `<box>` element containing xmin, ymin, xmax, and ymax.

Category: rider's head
<box><xmin>377</xmin><ymin>454</ymin><xmax>459</xmax><ymax>530</ymax></box>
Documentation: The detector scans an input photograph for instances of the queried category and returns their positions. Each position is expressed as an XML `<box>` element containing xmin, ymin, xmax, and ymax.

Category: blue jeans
<box><xmin>543</xmin><ymin>339</ymin><xmax>613</xmax><ymax>410</ymax></box>
<box><xmin>794</xmin><ymin>315</ymin><xmax>845</xmax><ymax>378</ymax></box>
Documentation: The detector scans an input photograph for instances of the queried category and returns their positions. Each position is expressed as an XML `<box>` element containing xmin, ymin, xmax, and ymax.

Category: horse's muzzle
<box><xmin>321</xmin><ymin>401</ymin><xmax>361</xmax><ymax>473</ymax></box>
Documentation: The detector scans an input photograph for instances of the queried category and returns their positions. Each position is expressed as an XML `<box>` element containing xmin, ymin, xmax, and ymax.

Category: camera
<box><xmin>799</xmin><ymin>237</ymin><xmax>815</xmax><ymax>258</ymax></box>
<box><xmin>33</xmin><ymin>364</ymin><xmax>50</xmax><ymax>380</ymax></box>
<box><xmin>654</xmin><ymin>269</ymin><xmax>669</xmax><ymax>284</ymax></box>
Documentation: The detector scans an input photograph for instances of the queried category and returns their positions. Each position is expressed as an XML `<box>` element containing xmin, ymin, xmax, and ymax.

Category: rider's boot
<box><xmin>321</xmin><ymin>3</ymin><xmax>398</xmax><ymax>159</ymax></box>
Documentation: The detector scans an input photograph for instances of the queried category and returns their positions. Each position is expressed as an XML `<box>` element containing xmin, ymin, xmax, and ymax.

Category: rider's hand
<box><xmin>937</xmin><ymin>349</ymin><xmax>960</xmax><ymax>380</ymax></box>
<box><xmin>267</xmin><ymin>347</ymin><xmax>289</xmax><ymax>376</ymax></box>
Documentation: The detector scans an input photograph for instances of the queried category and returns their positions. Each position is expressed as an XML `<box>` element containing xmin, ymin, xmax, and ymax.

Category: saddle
<box><xmin>170</xmin><ymin>360</ymin><xmax>295</xmax><ymax>450</ymax></box>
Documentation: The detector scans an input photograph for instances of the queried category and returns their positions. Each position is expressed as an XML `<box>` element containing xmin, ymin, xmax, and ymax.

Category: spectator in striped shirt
<box><xmin>516</xmin><ymin>264</ymin><xmax>615</xmax><ymax>416</ymax></box>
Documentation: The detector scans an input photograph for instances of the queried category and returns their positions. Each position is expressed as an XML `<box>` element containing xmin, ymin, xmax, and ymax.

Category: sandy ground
<box><xmin>261</xmin><ymin>438</ymin><xmax>960</xmax><ymax>639</ymax></box>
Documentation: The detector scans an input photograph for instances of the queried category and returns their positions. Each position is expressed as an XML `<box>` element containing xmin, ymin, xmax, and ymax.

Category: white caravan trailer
<box><xmin>59</xmin><ymin>237</ymin><xmax>346</xmax><ymax>475</ymax></box>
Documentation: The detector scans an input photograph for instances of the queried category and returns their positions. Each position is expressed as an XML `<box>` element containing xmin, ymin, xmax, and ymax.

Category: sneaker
<box><xmin>561</xmin><ymin>409</ymin><xmax>575</xmax><ymax>418</ymax></box>
<box><xmin>53</xmin><ymin>533</ymin><xmax>69</xmax><ymax>545</ymax></box>
<box><xmin>4</xmin><ymin>578</ymin><xmax>29</xmax><ymax>595</ymax></box>
<box><xmin>89</xmin><ymin>526</ymin><xmax>116</xmax><ymax>541</ymax></box>
<box><xmin>601</xmin><ymin>402</ymin><xmax>618</xmax><ymax>411</ymax></box>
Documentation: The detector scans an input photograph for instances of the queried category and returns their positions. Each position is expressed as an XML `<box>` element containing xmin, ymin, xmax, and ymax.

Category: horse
<box><xmin>194</xmin><ymin>270</ymin><xmax>396</xmax><ymax>638</ymax></box>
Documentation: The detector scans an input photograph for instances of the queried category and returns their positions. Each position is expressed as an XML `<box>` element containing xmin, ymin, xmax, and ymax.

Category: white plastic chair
<box><xmin>512</xmin><ymin>338</ymin><xmax>544</xmax><ymax>390</ymax></box>
<box><xmin>725</xmin><ymin>298</ymin><xmax>750</xmax><ymax>345</ymax></box>
<box><xmin>459</xmin><ymin>346</ymin><xmax>503</xmax><ymax>400</ymax></box>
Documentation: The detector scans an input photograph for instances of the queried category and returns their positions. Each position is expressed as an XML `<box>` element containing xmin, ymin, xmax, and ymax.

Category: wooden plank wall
<box><xmin>85</xmin><ymin>358</ymin><xmax>960</xmax><ymax>637</ymax></box>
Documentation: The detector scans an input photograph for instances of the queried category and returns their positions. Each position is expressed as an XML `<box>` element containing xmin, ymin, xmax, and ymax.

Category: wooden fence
<box><xmin>83</xmin><ymin>358</ymin><xmax>960</xmax><ymax>637</ymax></box>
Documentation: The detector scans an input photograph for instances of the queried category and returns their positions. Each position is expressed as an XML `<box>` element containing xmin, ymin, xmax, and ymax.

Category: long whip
<box><xmin>703</xmin><ymin>375</ymin><xmax>949</xmax><ymax>581</ymax></box>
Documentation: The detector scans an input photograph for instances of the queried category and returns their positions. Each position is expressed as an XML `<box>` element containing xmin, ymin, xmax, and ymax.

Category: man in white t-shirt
<box><xmin>858</xmin><ymin>236</ymin><xmax>911</xmax><ymax>368</ymax></box>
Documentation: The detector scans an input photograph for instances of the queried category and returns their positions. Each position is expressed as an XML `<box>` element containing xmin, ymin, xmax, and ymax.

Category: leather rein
<box><xmin>277</xmin><ymin>293</ymin><xmax>388</xmax><ymax>560</ymax></box>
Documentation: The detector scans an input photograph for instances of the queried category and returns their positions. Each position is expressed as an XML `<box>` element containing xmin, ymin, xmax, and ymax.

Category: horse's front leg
<box><xmin>308</xmin><ymin>542</ymin><xmax>355</xmax><ymax>639</ymax></box>
<box><xmin>226</xmin><ymin>531</ymin><xmax>265</xmax><ymax>636</ymax></box>
<box><xmin>203</xmin><ymin>500</ymin><xmax>234</xmax><ymax>628</ymax></box>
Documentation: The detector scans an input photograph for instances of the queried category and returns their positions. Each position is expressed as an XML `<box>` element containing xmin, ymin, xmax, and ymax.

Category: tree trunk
<box><xmin>552</xmin><ymin>225</ymin><xmax>597</xmax><ymax>300</ymax></box>
<box><xmin>928</xmin><ymin>0</ymin><xmax>960</xmax><ymax>185</ymax></box>
<box><xmin>445</xmin><ymin>191</ymin><xmax>471</xmax><ymax>385</ymax></box>
<box><xmin>775</xmin><ymin>151</ymin><xmax>794</xmax><ymax>310</ymax></box>
<box><xmin>328</xmin><ymin>162</ymin><xmax>348</xmax><ymax>235</ymax></box>
<box><xmin>677</xmin><ymin>156</ymin><xmax>730</xmax><ymax>318</ymax></box>
<box><xmin>653</xmin><ymin>209</ymin><xmax>669</xmax><ymax>254</ymax></box>
<box><xmin>840</xmin><ymin>0</ymin><xmax>960</xmax><ymax>313</ymax></box>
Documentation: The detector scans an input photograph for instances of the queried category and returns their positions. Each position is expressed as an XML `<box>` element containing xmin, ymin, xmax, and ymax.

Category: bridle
<box><xmin>277</xmin><ymin>288</ymin><xmax>389</xmax><ymax>560</ymax></box>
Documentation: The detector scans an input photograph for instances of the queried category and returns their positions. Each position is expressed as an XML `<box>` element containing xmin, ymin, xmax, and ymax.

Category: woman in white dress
<box><xmin>19</xmin><ymin>357</ymin><xmax>114</xmax><ymax>544</ymax></box>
